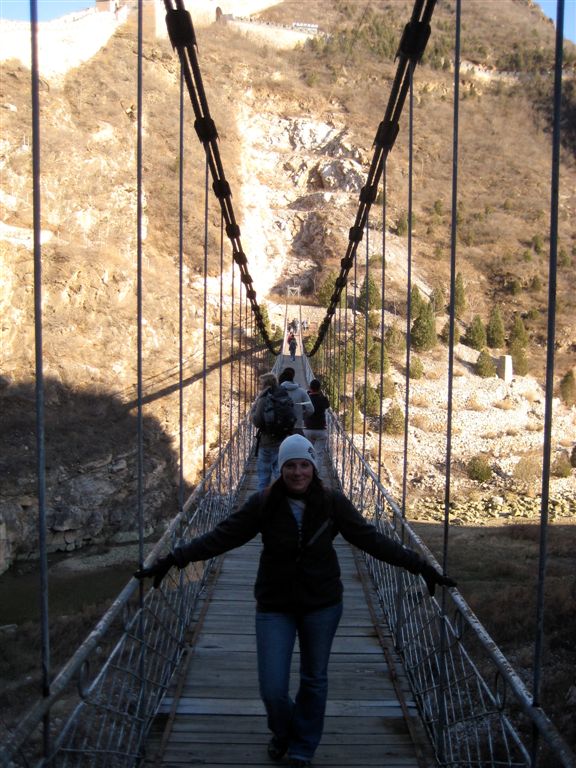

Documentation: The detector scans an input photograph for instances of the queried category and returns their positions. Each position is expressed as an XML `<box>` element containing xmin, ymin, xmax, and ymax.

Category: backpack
<box><xmin>261</xmin><ymin>386</ymin><xmax>296</xmax><ymax>438</ymax></box>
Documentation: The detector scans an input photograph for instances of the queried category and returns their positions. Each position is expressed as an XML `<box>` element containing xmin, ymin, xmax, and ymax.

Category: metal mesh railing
<box><xmin>327</xmin><ymin>412</ymin><xmax>575</xmax><ymax>768</ymax></box>
<box><xmin>0</xmin><ymin>418</ymin><xmax>254</xmax><ymax>768</ymax></box>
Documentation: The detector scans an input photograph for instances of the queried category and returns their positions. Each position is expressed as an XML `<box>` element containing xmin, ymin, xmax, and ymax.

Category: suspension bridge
<box><xmin>1</xmin><ymin>0</ymin><xmax>574</xmax><ymax>766</ymax></box>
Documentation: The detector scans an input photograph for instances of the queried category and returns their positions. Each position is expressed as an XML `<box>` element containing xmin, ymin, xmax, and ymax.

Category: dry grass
<box><xmin>494</xmin><ymin>397</ymin><xmax>516</xmax><ymax>410</ymax></box>
<box><xmin>465</xmin><ymin>394</ymin><xmax>488</xmax><ymax>412</ymax></box>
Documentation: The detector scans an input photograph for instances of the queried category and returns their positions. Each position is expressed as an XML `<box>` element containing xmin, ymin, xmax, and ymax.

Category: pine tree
<box><xmin>464</xmin><ymin>315</ymin><xmax>487</xmax><ymax>351</ymax></box>
<box><xmin>559</xmin><ymin>370</ymin><xmax>576</xmax><ymax>406</ymax></box>
<box><xmin>509</xmin><ymin>314</ymin><xmax>529</xmax><ymax>349</ymax></box>
<box><xmin>475</xmin><ymin>349</ymin><xmax>496</xmax><ymax>378</ymax></box>
<box><xmin>385</xmin><ymin>323</ymin><xmax>406</xmax><ymax>352</ymax></box>
<box><xmin>411</xmin><ymin>302</ymin><xmax>437</xmax><ymax>351</ymax></box>
<box><xmin>431</xmin><ymin>286</ymin><xmax>445</xmax><ymax>315</ymax></box>
<box><xmin>357</xmin><ymin>274</ymin><xmax>381</xmax><ymax>313</ymax></box>
<box><xmin>382</xmin><ymin>402</ymin><xmax>405</xmax><ymax>435</ymax></box>
<box><xmin>454</xmin><ymin>271</ymin><xmax>466</xmax><ymax>318</ymax></box>
<box><xmin>409</xmin><ymin>356</ymin><xmax>424</xmax><ymax>379</ymax></box>
<box><xmin>486</xmin><ymin>305</ymin><xmax>505</xmax><ymax>348</ymax></box>
<box><xmin>440</xmin><ymin>321</ymin><xmax>461</xmax><ymax>345</ymax></box>
<box><xmin>410</xmin><ymin>284</ymin><xmax>424</xmax><ymax>320</ymax></box>
<box><xmin>317</xmin><ymin>271</ymin><xmax>339</xmax><ymax>308</ymax></box>
<box><xmin>509</xmin><ymin>340</ymin><xmax>529</xmax><ymax>375</ymax></box>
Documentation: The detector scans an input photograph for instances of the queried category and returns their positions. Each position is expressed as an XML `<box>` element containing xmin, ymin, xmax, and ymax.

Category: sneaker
<box><xmin>288</xmin><ymin>759</ymin><xmax>312</xmax><ymax>767</ymax></box>
<box><xmin>267</xmin><ymin>736</ymin><xmax>289</xmax><ymax>761</ymax></box>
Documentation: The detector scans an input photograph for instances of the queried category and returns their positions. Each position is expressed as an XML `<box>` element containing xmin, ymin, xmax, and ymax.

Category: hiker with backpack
<box><xmin>278</xmin><ymin>367</ymin><xmax>314</xmax><ymax>436</ymax></box>
<box><xmin>288</xmin><ymin>336</ymin><xmax>298</xmax><ymax>361</ymax></box>
<box><xmin>251</xmin><ymin>373</ymin><xmax>297</xmax><ymax>491</ymax></box>
<box><xmin>303</xmin><ymin>379</ymin><xmax>330</xmax><ymax>478</ymax></box>
<box><xmin>135</xmin><ymin>433</ymin><xmax>457</xmax><ymax>768</ymax></box>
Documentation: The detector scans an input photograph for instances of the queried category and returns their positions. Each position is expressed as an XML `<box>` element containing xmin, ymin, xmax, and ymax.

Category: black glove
<box><xmin>134</xmin><ymin>553</ymin><xmax>177</xmax><ymax>589</ymax></box>
<box><xmin>420</xmin><ymin>563</ymin><xmax>457</xmax><ymax>597</ymax></box>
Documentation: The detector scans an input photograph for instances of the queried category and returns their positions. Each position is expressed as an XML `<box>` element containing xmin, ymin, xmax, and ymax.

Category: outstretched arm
<box><xmin>333</xmin><ymin>493</ymin><xmax>456</xmax><ymax>596</ymax></box>
<box><xmin>135</xmin><ymin>493</ymin><xmax>263</xmax><ymax>587</ymax></box>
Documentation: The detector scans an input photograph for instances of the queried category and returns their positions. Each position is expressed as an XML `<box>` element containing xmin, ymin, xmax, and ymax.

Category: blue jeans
<box><xmin>256</xmin><ymin>444</ymin><xmax>279</xmax><ymax>491</ymax></box>
<box><xmin>256</xmin><ymin>602</ymin><xmax>343</xmax><ymax>761</ymax></box>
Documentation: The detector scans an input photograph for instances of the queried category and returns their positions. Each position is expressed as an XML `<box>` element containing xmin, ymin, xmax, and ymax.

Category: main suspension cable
<box><xmin>163</xmin><ymin>0</ymin><xmax>279</xmax><ymax>355</ymax></box>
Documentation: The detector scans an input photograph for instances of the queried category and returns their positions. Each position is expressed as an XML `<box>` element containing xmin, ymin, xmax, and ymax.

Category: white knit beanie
<box><xmin>278</xmin><ymin>434</ymin><xmax>318</xmax><ymax>471</ymax></box>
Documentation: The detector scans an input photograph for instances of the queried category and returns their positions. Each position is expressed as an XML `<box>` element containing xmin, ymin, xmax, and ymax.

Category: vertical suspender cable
<box><xmin>401</xmin><ymin>62</ymin><xmax>416</xmax><ymax>524</ymax></box>
<box><xmin>350</xmin><ymin>250</ymin><xmax>358</xmax><ymax>455</ymax></box>
<box><xmin>362</xmin><ymin>218</ymin><xmax>370</xmax><ymax>457</ymax></box>
<box><xmin>202</xmin><ymin>160</ymin><xmax>209</xmax><ymax>477</ymax></box>
<box><xmin>443</xmin><ymin>0</ymin><xmax>461</xmax><ymax>581</ymax></box>
<box><xmin>342</xmin><ymin>283</ymin><xmax>350</xmax><ymax>482</ymax></box>
<box><xmin>218</xmin><ymin>215</ymin><xmax>224</xmax><ymax>494</ymax></box>
<box><xmin>30</xmin><ymin>1</ymin><xmax>51</xmax><ymax>756</ymax></box>
<box><xmin>378</xmin><ymin>163</ymin><xmax>388</xmax><ymax>482</ymax></box>
<box><xmin>178</xmin><ymin>68</ymin><xmax>185</xmax><ymax>517</ymax></box>
<box><xmin>531</xmin><ymin>1</ymin><xmax>565</xmax><ymax>762</ymax></box>
<box><xmin>436</xmin><ymin>2</ymin><xmax>463</xmax><ymax>758</ymax></box>
<box><xmin>135</xmin><ymin>0</ymin><xmax>145</xmax><ymax>589</ymax></box>
<box><xmin>135</xmin><ymin>0</ymin><xmax>147</xmax><ymax>731</ymax></box>
<box><xmin>229</xmin><ymin>258</ymin><xmax>235</xmax><ymax>478</ymax></box>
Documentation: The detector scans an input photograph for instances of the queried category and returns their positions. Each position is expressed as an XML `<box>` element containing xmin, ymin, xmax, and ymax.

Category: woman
<box><xmin>135</xmin><ymin>435</ymin><xmax>455</xmax><ymax>767</ymax></box>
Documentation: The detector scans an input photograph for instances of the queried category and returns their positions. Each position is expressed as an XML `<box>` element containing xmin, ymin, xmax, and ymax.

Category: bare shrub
<box><xmin>466</xmin><ymin>394</ymin><xmax>487</xmax><ymax>411</ymax></box>
<box><xmin>513</xmin><ymin>453</ymin><xmax>542</xmax><ymax>491</ymax></box>
<box><xmin>410</xmin><ymin>393</ymin><xmax>430</xmax><ymax>408</ymax></box>
<box><xmin>494</xmin><ymin>397</ymin><xmax>515</xmax><ymax>410</ymax></box>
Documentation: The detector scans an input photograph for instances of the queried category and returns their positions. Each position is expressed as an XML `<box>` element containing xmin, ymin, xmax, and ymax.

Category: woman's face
<box><xmin>282</xmin><ymin>459</ymin><xmax>314</xmax><ymax>495</ymax></box>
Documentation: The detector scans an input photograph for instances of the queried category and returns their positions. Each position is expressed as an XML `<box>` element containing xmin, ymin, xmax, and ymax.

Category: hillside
<box><xmin>0</xmin><ymin>0</ymin><xmax>575</xmax><ymax>562</ymax></box>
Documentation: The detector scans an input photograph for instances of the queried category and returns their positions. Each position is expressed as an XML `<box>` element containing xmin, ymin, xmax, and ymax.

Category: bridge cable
<box><xmin>30</xmin><ymin>0</ymin><xmax>52</xmax><ymax>757</ymax></box>
<box><xmin>308</xmin><ymin>0</ymin><xmax>436</xmax><ymax>357</ymax></box>
<box><xmin>532</xmin><ymin>0</ymin><xmax>565</xmax><ymax>760</ymax></box>
<box><xmin>361</xmin><ymin>215</ymin><xmax>370</xmax><ymax>457</ymax></box>
<box><xmin>135</xmin><ymin>0</ymin><xmax>148</xmax><ymax>737</ymax></box>
<box><xmin>218</xmin><ymin>212</ymin><xmax>225</xmax><ymax>496</ymax></box>
<box><xmin>177</xmin><ymin>67</ymin><xmax>186</xmax><ymax>527</ymax></box>
<box><xmin>163</xmin><ymin>0</ymin><xmax>280</xmax><ymax>356</ymax></box>
<box><xmin>377</xmin><ymin>162</ymin><xmax>388</xmax><ymax>482</ymax></box>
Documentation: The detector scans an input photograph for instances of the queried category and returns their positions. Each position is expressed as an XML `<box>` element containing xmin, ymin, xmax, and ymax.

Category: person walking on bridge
<box><xmin>135</xmin><ymin>434</ymin><xmax>456</xmax><ymax>768</ymax></box>
<box><xmin>303</xmin><ymin>379</ymin><xmax>330</xmax><ymax>478</ymax></box>
<box><xmin>279</xmin><ymin>367</ymin><xmax>313</xmax><ymax>436</ymax></box>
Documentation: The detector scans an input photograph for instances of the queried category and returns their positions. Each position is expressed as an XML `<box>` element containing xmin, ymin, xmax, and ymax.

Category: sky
<box><xmin>0</xmin><ymin>0</ymin><xmax>574</xmax><ymax>43</ymax></box>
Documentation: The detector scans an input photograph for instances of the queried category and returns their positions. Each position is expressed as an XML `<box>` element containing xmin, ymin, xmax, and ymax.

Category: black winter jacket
<box><xmin>173</xmin><ymin>480</ymin><xmax>427</xmax><ymax>613</ymax></box>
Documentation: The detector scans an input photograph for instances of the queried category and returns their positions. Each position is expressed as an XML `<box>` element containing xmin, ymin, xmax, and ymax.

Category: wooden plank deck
<box><xmin>143</xmin><ymin>354</ymin><xmax>434</xmax><ymax>766</ymax></box>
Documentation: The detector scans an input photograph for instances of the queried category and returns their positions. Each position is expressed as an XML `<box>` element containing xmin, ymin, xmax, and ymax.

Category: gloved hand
<box><xmin>420</xmin><ymin>563</ymin><xmax>457</xmax><ymax>597</ymax></box>
<box><xmin>134</xmin><ymin>553</ymin><xmax>177</xmax><ymax>589</ymax></box>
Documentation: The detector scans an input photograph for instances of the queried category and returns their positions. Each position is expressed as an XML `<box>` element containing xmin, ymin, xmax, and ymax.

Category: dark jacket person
<box><xmin>135</xmin><ymin>434</ymin><xmax>456</xmax><ymax>767</ymax></box>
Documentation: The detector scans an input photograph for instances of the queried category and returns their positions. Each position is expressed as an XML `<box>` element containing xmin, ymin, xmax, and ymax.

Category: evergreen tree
<box><xmin>355</xmin><ymin>381</ymin><xmax>380</xmax><ymax>417</ymax></box>
<box><xmin>431</xmin><ymin>285</ymin><xmax>445</xmax><ymax>315</ymax></box>
<box><xmin>357</xmin><ymin>274</ymin><xmax>381</xmax><ymax>313</ymax></box>
<box><xmin>486</xmin><ymin>305</ymin><xmax>505</xmax><ymax>348</ymax></box>
<box><xmin>440</xmin><ymin>321</ymin><xmax>461</xmax><ymax>346</ymax></box>
<box><xmin>410</xmin><ymin>284</ymin><xmax>424</xmax><ymax>320</ymax></box>
<box><xmin>385</xmin><ymin>323</ymin><xmax>406</xmax><ymax>352</ymax></box>
<box><xmin>454</xmin><ymin>271</ymin><xmax>466</xmax><ymax>318</ymax></box>
<box><xmin>509</xmin><ymin>314</ymin><xmax>529</xmax><ymax>349</ymax></box>
<box><xmin>382</xmin><ymin>402</ymin><xmax>405</xmax><ymax>435</ymax></box>
<box><xmin>368</xmin><ymin>340</ymin><xmax>389</xmax><ymax>374</ymax></box>
<box><xmin>559</xmin><ymin>369</ymin><xmax>576</xmax><ymax>406</ymax></box>
<box><xmin>409</xmin><ymin>356</ymin><xmax>424</xmax><ymax>379</ymax></box>
<box><xmin>411</xmin><ymin>301</ymin><xmax>437</xmax><ymax>351</ymax></box>
<box><xmin>475</xmin><ymin>349</ymin><xmax>496</xmax><ymax>378</ymax></box>
<box><xmin>464</xmin><ymin>315</ymin><xmax>487</xmax><ymax>351</ymax></box>
<box><xmin>317</xmin><ymin>271</ymin><xmax>339</xmax><ymax>308</ymax></box>
<box><xmin>509</xmin><ymin>340</ymin><xmax>529</xmax><ymax>375</ymax></box>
